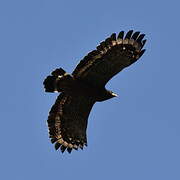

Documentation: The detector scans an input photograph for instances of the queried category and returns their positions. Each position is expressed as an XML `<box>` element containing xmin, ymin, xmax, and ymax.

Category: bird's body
<box><xmin>43</xmin><ymin>30</ymin><xmax>146</xmax><ymax>153</ymax></box>
<box><xmin>67</xmin><ymin>79</ymin><xmax>115</xmax><ymax>102</ymax></box>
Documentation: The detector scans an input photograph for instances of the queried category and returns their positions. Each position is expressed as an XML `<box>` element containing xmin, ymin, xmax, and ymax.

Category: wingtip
<box><xmin>110</xmin><ymin>33</ymin><xmax>116</xmax><ymax>40</ymax></box>
<box><xmin>60</xmin><ymin>146</ymin><xmax>66</xmax><ymax>153</ymax></box>
<box><xmin>138</xmin><ymin>49</ymin><xmax>146</xmax><ymax>58</ymax></box>
<box><xmin>117</xmin><ymin>31</ymin><xmax>124</xmax><ymax>39</ymax></box>
<box><xmin>125</xmin><ymin>30</ymin><xmax>134</xmax><ymax>39</ymax></box>
<box><xmin>137</xmin><ymin>34</ymin><xmax>146</xmax><ymax>43</ymax></box>
<box><xmin>55</xmin><ymin>142</ymin><xmax>61</xmax><ymax>150</ymax></box>
<box><xmin>131</xmin><ymin>31</ymin><xmax>140</xmax><ymax>40</ymax></box>
<box><xmin>67</xmin><ymin>148</ymin><xmax>72</xmax><ymax>153</ymax></box>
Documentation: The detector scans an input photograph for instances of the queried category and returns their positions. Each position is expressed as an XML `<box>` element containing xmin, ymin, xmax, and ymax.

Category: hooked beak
<box><xmin>112</xmin><ymin>92</ymin><xmax>118</xmax><ymax>97</ymax></box>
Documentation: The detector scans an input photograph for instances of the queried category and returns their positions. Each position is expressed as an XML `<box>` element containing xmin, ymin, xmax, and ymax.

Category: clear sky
<box><xmin>1</xmin><ymin>0</ymin><xmax>180</xmax><ymax>179</ymax></box>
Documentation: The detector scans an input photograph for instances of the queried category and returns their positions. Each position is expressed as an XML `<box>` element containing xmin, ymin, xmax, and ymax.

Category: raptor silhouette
<box><xmin>43</xmin><ymin>30</ymin><xmax>146</xmax><ymax>153</ymax></box>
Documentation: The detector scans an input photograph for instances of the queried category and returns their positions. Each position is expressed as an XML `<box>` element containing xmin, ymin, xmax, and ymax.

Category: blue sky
<box><xmin>1</xmin><ymin>0</ymin><xmax>180</xmax><ymax>179</ymax></box>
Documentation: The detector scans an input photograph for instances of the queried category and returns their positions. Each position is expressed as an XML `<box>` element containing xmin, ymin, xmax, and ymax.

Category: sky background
<box><xmin>1</xmin><ymin>0</ymin><xmax>180</xmax><ymax>179</ymax></box>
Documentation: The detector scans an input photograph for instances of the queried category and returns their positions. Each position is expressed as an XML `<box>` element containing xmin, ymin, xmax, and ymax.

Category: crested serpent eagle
<box><xmin>43</xmin><ymin>30</ymin><xmax>146</xmax><ymax>153</ymax></box>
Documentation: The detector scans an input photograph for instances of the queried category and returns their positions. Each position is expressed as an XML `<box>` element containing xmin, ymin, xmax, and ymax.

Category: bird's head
<box><xmin>97</xmin><ymin>90</ymin><xmax>118</xmax><ymax>102</ymax></box>
<box><xmin>108</xmin><ymin>90</ymin><xmax>118</xmax><ymax>98</ymax></box>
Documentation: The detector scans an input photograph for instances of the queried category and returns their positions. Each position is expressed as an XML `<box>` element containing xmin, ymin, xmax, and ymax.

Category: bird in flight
<box><xmin>43</xmin><ymin>30</ymin><xmax>146</xmax><ymax>153</ymax></box>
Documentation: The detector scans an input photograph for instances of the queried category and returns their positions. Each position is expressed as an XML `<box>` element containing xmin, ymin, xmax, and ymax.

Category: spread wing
<box><xmin>72</xmin><ymin>30</ymin><xmax>146</xmax><ymax>88</ymax></box>
<box><xmin>47</xmin><ymin>92</ymin><xmax>95</xmax><ymax>153</ymax></box>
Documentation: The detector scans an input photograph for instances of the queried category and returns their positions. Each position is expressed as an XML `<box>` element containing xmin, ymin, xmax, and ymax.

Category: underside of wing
<box><xmin>72</xmin><ymin>30</ymin><xmax>146</xmax><ymax>87</ymax></box>
<box><xmin>47</xmin><ymin>93</ymin><xmax>95</xmax><ymax>153</ymax></box>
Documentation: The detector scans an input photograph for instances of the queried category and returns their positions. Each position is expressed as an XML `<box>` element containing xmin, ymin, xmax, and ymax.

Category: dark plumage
<box><xmin>43</xmin><ymin>30</ymin><xmax>147</xmax><ymax>153</ymax></box>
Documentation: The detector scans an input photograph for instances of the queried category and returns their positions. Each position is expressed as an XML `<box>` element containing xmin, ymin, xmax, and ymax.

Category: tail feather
<box><xmin>43</xmin><ymin>68</ymin><xmax>73</xmax><ymax>93</ymax></box>
<box><xmin>43</xmin><ymin>75</ymin><xmax>58</xmax><ymax>92</ymax></box>
<box><xmin>51</xmin><ymin>68</ymin><xmax>66</xmax><ymax>76</ymax></box>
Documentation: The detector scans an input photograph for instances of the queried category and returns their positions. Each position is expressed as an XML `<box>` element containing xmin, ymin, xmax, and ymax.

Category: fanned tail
<box><xmin>43</xmin><ymin>68</ymin><xmax>73</xmax><ymax>93</ymax></box>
